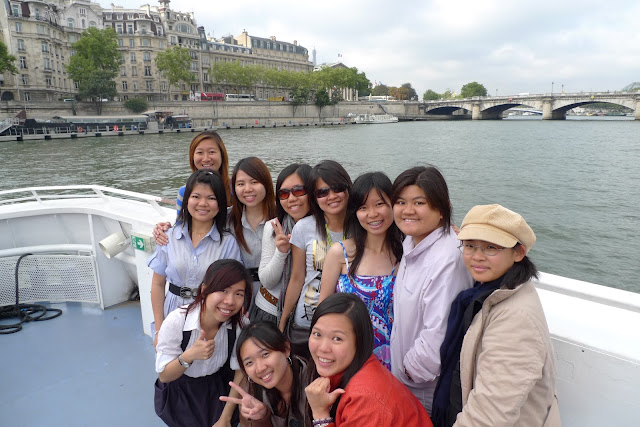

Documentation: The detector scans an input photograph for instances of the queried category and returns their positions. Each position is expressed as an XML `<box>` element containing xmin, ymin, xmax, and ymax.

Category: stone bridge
<box><xmin>419</xmin><ymin>92</ymin><xmax>640</xmax><ymax>120</ymax></box>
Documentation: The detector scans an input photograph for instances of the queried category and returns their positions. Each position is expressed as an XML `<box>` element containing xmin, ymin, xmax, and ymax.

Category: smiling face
<box><xmin>393</xmin><ymin>184</ymin><xmax>443</xmax><ymax>246</ymax></box>
<box><xmin>315</xmin><ymin>178</ymin><xmax>348</xmax><ymax>217</ymax></box>
<box><xmin>279</xmin><ymin>173</ymin><xmax>310</xmax><ymax>222</ymax></box>
<box><xmin>187</xmin><ymin>183</ymin><xmax>219</xmax><ymax>225</ymax></box>
<box><xmin>356</xmin><ymin>188</ymin><xmax>393</xmax><ymax>236</ymax></box>
<box><xmin>308</xmin><ymin>313</ymin><xmax>356</xmax><ymax>378</ymax></box>
<box><xmin>234</xmin><ymin>170</ymin><xmax>267</xmax><ymax>209</ymax></box>
<box><xmin>462</xmin><ymin>239</ymin><xmax>525</xmax><ymax>283</ymax></box>
<box><xmin>193</xmin><ymin>138</ymin><xmax>223</xmax><ymax>172</ymax></box>
<box><xmin>203</xmin><ymin>280</ymin><xmax>246</xmax><ymax>323</ymax></box>
<box><xmin>240</xmin><ymin>338</ymin><xmax>293</xmax><ymax>394</ymax></box>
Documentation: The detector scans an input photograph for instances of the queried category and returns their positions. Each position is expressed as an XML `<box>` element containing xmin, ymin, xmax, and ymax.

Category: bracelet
<box><xmin>313</xmin><ymin>417</ymin><xmax>333</xmax><ymax>426</ymax></box>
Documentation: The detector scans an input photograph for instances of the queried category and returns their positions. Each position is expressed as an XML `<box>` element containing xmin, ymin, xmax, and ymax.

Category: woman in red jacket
<box><xmin>305</xmin><ymin>293</ymin><xmax>433</xmax><ymax>427</ymax></box>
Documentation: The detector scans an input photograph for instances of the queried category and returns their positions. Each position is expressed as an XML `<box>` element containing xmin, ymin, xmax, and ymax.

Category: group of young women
<box><xmin>147</xmin><ymin>130</ymin><xmax>561</xmax><ymax>427</ymax></box>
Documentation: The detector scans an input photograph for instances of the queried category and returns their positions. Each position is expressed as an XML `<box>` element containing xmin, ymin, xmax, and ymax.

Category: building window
<box><xmin>118</xmin><ymin>39</ymin><xmax>124</xmax><ymax>47</ymax></box>
<box><xmin>106</xmin><ymin>13</ymin><xmax>112</xmax><ymax>20</ymax></box>
<box><xmin>133</xmin><ymin>81</ymin><xmax>138</xmax><ymax>90</ymax></box>
<box><xmin>123</xmin><ymin>95</ymin><xmax>128</xmax><ymax>100</ymax></box>
<box><xmin>147</xmin><ymin>95</ymin><xmax>153</xmax><ymax>101</ymax></box>
<box><xmin>19</xmin><ymin>57</ymin><xmax>27</xmax><ymax>69</ymax></box>
<box><xmin>129</xmin><ymin>38</ymin><xmax>135</xmax><ymax>47</ymax></box>
<box><xmin>122</xmin><ymin>81</ymin><xmax>127</xmax><ymax>90</ymax></box>
<box><xmin>15</xmin><ymin>22</ymin><xmax>22</xmax><ymax>33</ymax></box>
<box><xmin>189</xmin><ymin>51</ymin><xmax>196</xmax><ymax>59</ymax></box>
<box><xmin>143</xmin><ymin>52</ymin><xmax>151</xmax><ymax>62</ymax></box>
<box><xmin>17</xmin><ymin>39</ymin><xmax>25</xmax><ymax>51</ymax></box>
<box><xmin>24</xmin><ymin>92</ymin><xmax>30</xmax><ymax>101</ymax></box>
<box><xmin>127</xmin><ymin>24</ymin><xmax>133</xmax><ymax>34</ymax></box>
<box><xmin>12</xmin><ymin>4</ymin><xmax>19</xmax><ymax>16</ymax></box>
<box><xmin>120</xmin><ymin>66</ymin><xmax>126</xmax><ymax>76</ymax></box>
<box><xmin>116</xmin><ymin>24</ymin><xmax>123</xmax><ymax>34</ymax></box>
<box><xmin>21</xmin><ymin>74</ymin><xmax>28</xmax><ymax>85</ymax></box>
<box><xmin>130</xmin><ymin>52</ymin><xmax>136</xmax><ymax>62</ymax></box>
<box><xmin>146</xmin><ymin>81</ymin><xmax>153</xmax><ymax>91</ymax></box>
<box><xmin>37</xmin><ymin>24</ymin><xmax>46</xmax><ymax>35</ymax></box>
<box><xmin>44</xmin><ymin>58</ymin><xmax>51</xmax><ymax>69</ymax></box>
<box><xmin>67</xmin><ymin>18</ymin><xmax>75</xmax><ymax>28</ymax></box>
<box><xmin>69</xmin><ymin>34</ymin><xmax>77</xmax><ymax>43</ymax></box>
<box><xmin>128</xmin><ymin>13</ymin><xmax>134</xmax><ymax>19</ymax></box>
<box><xmin>161</xmin><ymin>82</ymin><xmax>167</xmax><ymax>91</ymax></box>
<box><xmin>74</xmin><ymin>81</ymin><xmax>79</xmax><ymax>89</ymax></box>
<box><xmin>116</xmin><ymin>14</ymin><xmax>123</xmax><ymax>20</ymax></box>
<box><xmin>42</xmin><ymin>42</ymin><xmax>49</xmax><ymax>53</ymax></box>
<box><xmin>144</xmin><ymin>66</ymin><xmax>152</xmax><ymax>76</ymax></box>
<box><xmin>158</xmin><ymin>40</ymin><xmax>164</xmax><ymax>49</ymax></box>
<box><xmin>82</xmin><ymin>19</ymin><xmax>86</xmax><ymax>29</ymax></box>
<box><xmin>131</xmin><ymin>66</ymin><xmax>137</xmax><ymax>76</ymax></box>
<box><xmin>45</xmin><ymin>77</ymin><xmax>52</xmax><ymax>87</ymax></box>
<box><xmin>79</xmin><ymin>8</ymin><xmax>86</xmax><ymax>15</ymax></box>
<box><xmin>90</xmin><ymin>21</ymin><xmax>97</xmax><ymax>28</ymax></box>
<box><xmin>142</xmin><ymin>38</ymin><xmax>150</xmax><ymax>47</ymax></box>
<box><xmin>203</xmin><ymin>73</ymin><xmax>209</xmax><ymax>82</ymax></box>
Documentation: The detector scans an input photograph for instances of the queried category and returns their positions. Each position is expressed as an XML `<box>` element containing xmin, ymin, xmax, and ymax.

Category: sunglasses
<box><xmin>278</xmin><ymin>185</ymin><xmax>307</xmax><ymax>200</ymax></box>
<box><xmin>314</xmin><ymin>183</ymin><xmax>348</xmax><ymax>199</ymax></box>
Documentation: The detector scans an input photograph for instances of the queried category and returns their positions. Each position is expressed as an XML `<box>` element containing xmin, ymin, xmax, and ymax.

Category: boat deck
<box><xmin>0</xmin><ymin>301</ymin><xmax>162</xmax><ymax>426</ymax></box>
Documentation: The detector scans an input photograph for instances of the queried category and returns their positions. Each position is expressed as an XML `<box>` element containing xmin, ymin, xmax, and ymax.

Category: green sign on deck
<box><xmin>131</xmin><ymin>235</ymin><xmax>146</xmax><ymax>251</ymax></box>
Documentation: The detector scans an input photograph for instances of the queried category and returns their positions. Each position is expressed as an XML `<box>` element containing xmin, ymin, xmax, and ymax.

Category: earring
<box><xmin>248</xmin><ymin>377</ymin><xmax>253</xmax><ymax>383</ymax></box>
<box><xmin>287</xmin><ymin>356</ymin><xmax>292</xmax><ymax>365</ymax></box>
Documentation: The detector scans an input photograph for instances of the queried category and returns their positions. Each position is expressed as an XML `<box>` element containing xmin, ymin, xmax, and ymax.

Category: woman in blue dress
<box><xmin>319</xmin><ymin>172</ymin><xmax>403</xmax><ymax>370</ymax></box>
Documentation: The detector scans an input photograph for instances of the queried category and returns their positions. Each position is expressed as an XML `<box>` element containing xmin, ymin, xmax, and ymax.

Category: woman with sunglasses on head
<box><xmin>154</xmin><ymin>259</ymin><xmax>252</xmax><ymax>427</ymax></box>
<box><xmin>229</xmin><ymin>157</ymin><xmax>277</xmax><ymax>321</ymax></box>
<box><xmin>389</xmin><ymin>166</ymin><xmax>474</xmax><ymax>412</ymax></box>
<box><xmin>431</xmin><ymin>205</ymin><xmax>560</xmax><ymax>427</ymax></box>
<box><xmin>219</xmin><ymin>321</ymin><xmax>311</xmax><ymax>427</ymax></box>
<box><xmin>153</xmin><ymin>131</ymin><xmax>232</xmax><ymax>244</ymax></box>
<box><xmin>148</xmin><ymin>170</ymin><xmax>243</xmax><ymax>347</ymax></box>
<box><xmin>305</xmin><ymin>293</ymin><xmax>433</xmax><ymax>427</ymax></box>
<box><xmin>258</xmin><ymin>164</ymin><xmax>312</xmax><ymax>326</ymax></box>
<box><xmin>278</xmin><ymin>160</ymin><xmax>351</xmax><ymax>358</ymax></box>
<box><xmin>318</xmin><ymin>172</ymin><xmax>403</xmax><ymax>371</ymax></box>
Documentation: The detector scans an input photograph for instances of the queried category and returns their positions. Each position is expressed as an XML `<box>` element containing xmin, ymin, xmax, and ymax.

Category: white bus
<box><xmin>224</xmin><ymin>93</ymin><xmax>256</xmax><ymax>102</ymax></box>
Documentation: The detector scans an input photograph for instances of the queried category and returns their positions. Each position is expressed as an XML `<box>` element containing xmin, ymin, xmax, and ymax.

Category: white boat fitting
<box><xmin>353</xmin><ymin>113</ymin><xmax>399</xmax><ymax>124</ymax></box>
<box><xmin>0</xmin><ymin>186</ymin><xmax>639</xmax><ymax>426</ymax></box>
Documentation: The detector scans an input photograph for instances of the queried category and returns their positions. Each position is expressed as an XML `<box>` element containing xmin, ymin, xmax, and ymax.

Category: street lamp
<box><xmin>551</xmin><ymin>81</ymin><xmax>554</xmax><ymax>94</ymax></box>
<box><xmin>561</xmin><ymin>84</ymin><xmax>564</xmax><ymax>94</ymax></box>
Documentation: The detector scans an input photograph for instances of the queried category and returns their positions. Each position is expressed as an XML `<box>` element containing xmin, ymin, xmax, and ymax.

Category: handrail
<box><xmin>0</xmin><ymin>185</ymin><xmax>169</xmax><ymax>216</ymax></box>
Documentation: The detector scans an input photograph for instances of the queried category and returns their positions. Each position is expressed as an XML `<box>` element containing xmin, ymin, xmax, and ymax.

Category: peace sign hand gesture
<box><xmin>272</xmin><ymin>218</ymin><xmax>292</xmax><ymax>254</ymax></box>
<box><xmin>219</xmin><ymin>381</ymin><xmax>268</xmax><ymax>421</ymax></box>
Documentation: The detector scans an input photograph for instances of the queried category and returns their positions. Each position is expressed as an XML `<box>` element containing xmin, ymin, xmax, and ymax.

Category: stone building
<box><xmin>0</xmin><ymin>0</ymin><xmax>313</xmax><ymax>103</ymax></box>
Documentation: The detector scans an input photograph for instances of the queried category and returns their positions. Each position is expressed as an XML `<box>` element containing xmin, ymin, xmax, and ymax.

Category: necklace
<box><xmin>325</xmin><ymin>224</ymin><xmax>345</xmax><ymax>246</ymax></box>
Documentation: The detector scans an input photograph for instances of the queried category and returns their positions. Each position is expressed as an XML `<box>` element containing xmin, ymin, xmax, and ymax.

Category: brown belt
<box><xmin>259</xmin><ymin>285</ymin><xmax>278</xmax><ymax>306</ymax></box>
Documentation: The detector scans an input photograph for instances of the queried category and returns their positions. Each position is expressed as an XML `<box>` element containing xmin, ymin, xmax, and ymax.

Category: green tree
<box><xmin>401</xmin><ymin>83</ymin><xmax>418</xmax><ymax>100</ymax></box>
<box><xmin>315</xmin><ymin>88</ymin><xmax>331</xmax><ymax>117</ymax></box>
<box><xmin>0</xmin><ymin>41</ymin><xmax>18</xmax><ymax>75</ymax></box>
<box><xmin>67</xmin><ymin>27</ymin><xmax>122</xmax><ymax>114</ymax></box>
<box><xmin>423</xmin><ymin>89</ymin><xmax>440</xmax><ymax>100</ymax></box>
<box><xmin>155</xmin><ymin>46</ymin><xmax>193</xmax><ymax>100</ymax></box>
<box><xmin>371</xmin><ymin>84</ymin><xmax>389</xmax><ymax>96</ymax></box>
<box><xmin>460</xmin><ymin>81</ymin><xmax>488</xmax><ymax>98</ymax></box>
<box><xmin>441</xmin><ymin>89</ymin><xmax>456</xmax><ymax>99</ymax></box>
<box><xmin>124</xmin><ymin>97</ymin><xmax>148</xmax><ymax>113</ymax></box>
<box><xmin>389</xmin><ymin>86</ymin><xmax>409</xmax><ymax>100</ymax></box>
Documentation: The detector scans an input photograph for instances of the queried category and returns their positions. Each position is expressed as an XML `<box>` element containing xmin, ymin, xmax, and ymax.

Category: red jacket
<box><xmin>330</xmin><ymin>355</ymin><xmax>433</xmax><ymax>426</ymax></box>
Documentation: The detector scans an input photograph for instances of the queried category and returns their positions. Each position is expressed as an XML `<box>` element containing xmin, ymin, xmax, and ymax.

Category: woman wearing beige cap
<box><xmin>431</xmin><ymin>204</ymin><xmax>561</xmax><ymax>427</ymax></box>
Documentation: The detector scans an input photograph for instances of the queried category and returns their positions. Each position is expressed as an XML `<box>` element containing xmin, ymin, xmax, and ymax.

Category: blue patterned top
<box><xmin>335</xmin><ymin>241</ymin><xmax>396</xmax><ymax>370</ymax></box>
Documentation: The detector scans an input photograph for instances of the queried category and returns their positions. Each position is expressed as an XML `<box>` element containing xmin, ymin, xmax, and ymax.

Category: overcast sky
<box><xmin>113</xmin><ymin>0</ymin><xmax>640</xmax><ymax>97</ymax></box>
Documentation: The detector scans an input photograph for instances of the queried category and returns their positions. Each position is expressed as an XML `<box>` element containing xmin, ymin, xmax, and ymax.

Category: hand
<box><xmin>272</xmin><ymin>218</ymin><xmax>292</xmax><ymax>254</ymax></box>
<box><xmin>153</xmin><ymin>222</ymin><xmax>171</xmax><ymax>246</ymax></box>
<box><xmin>305</xmin><ymin>377</ymin><xmax>344</xmax><ymax>419</ymax></box>
<box><xmin>185</xmin><ymin>330</ymin><xmax>216</xmax><ymax>361</ymax></box>
<box><xmin>220</xmin><ymin>381</ymin><xmax>268</xmax><ymax>421</ymax></box>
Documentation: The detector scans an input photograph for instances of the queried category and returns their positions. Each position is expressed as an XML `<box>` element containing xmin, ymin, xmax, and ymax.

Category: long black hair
<box><xmin>235</xmin><ymin>322</ymin><xmax>307</xmax><ymax>424</ymax></box>
<box><xmin>308</xmin><ymin>293</ymin><xmax>373</xmax><ymax>418</ymax></box>
<box><xmin>391</xmin><ymin>165</ymin><xmax>452</xmax><ymax>235</ymax></box>
<box><xmin>275</xmin><ymin>163</ymin><xmax>313</xmax><ymax>227</ymax></box>
<box><xmin>502</xmin><ymin>243</ymin><xmax>539</xmax><ymax>290</ymax></box>
<box><xmin>177</xmin><ymin>169</ymin><xmax>228</xmax><ymax>241</ymax></box>
<box><xmin>345</xmin><ymin>172</ymin><xmax>403</xmax><ymax>279</ymax></box>
<box><xmin>308</xmin><ymin>160</ymin><xmax>352</xmax><ymax>243</ymax></box>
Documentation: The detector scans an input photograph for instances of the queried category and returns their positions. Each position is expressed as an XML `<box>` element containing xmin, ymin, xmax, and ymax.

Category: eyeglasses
<box><xmin>458</xmin><ymin>242</ymin><xmax>508</xmax><ymax>256</ymax></box>
<box><xmin>278</xmin><ymin>185</ymin><xmax>307</xmax><ymax>200</ymax></box>
<box><xmin>314</xmin><ymin>183</ymin><xmax>348</xmax><ymax>199</ymax></box>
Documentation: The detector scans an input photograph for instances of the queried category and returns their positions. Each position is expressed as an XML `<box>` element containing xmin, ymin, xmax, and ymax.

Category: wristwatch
<box><xmin>178</xmin><ymin>354</ymin><xmax>191</xmax><ymax>368</ymax></box>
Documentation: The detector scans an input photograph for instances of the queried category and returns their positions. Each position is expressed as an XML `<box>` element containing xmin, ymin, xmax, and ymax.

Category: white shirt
<box><xmin>256</xmin><ymin>219</ymin><xmax>289</xmax><ymax>316</ymax></box>
<box><xmin>155</xmin><ymin>304</ymin><xmax>240</xmax><ymax>377</ymax></box>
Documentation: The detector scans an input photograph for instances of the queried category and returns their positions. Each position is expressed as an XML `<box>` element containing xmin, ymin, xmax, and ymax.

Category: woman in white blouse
<box><xmin>154</xmin><ymin>259</ymin><xmax>252</xmax><ymax>427</ymax></box>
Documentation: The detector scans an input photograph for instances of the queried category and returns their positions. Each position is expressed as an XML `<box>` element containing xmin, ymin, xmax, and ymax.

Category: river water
<box><xmin>1</xmin><ymin>116</ymin><xmax>638</xmax><ymax>293</ymax></box>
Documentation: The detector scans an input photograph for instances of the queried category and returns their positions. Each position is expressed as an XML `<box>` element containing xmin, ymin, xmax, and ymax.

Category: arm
<box><xmin>453</xmin><ymin>309</ymin><xmax>547</xmax><ymax>427</ymax></box>
<box><xmin>403</xmin><ymin>256</ymin><xmax>472</xmax><ymax>384</ymax></box>
<box><xmin>151</xmin><ymin>272</ymin><xmax>167</xmax><ymax>346</ymax></box>
<box><xmin>152</xmin><ymin>222</ymin><xmax>172</xmax><ymax>246</ymax></box>
<box><xmin>215</xmin><ymin>370</ymin><xmax>246</xmax><ymax>426</ymax></box>
<box><xmin>258</xmin><ymin>220</ymin><xmax>289</xmax><ymax>290</ymax></box>
<box><xmin>157</xmin><ymin>329</ymin><xmax>216</xmax><ymax>383</ymax></box>
<box><xmin>278</xmin><ymin>245</ymin><xmax>306</xmax><ymax>331</ymax></box>
<box><xmin>318</xmin><ymin>242</ymin><xmax>346</xmax><ymax>303</ymax></box>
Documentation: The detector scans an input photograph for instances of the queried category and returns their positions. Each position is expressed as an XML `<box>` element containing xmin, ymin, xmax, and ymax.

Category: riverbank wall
<box><xmin>0</xmin><ymin>100</ymin><xmax>424</xmax><ymax>127</ymax></box>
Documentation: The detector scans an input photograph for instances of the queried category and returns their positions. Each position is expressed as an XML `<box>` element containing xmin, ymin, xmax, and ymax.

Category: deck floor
<box><xmin>0</xmin><ymin>301</ymin><xmax>163</xmax><ymax>426</ymax></box>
